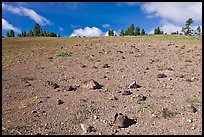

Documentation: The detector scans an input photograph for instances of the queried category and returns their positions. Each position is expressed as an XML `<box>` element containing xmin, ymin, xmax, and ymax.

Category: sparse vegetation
<box><xmin>55</xmin><ymin>51</ymin><xmax>72</xmax><ymax>57</ymax></box>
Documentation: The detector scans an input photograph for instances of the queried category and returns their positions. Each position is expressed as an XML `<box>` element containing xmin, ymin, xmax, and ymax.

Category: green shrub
<box><xmin>55</xmin><ymin>52</ymin><xmax>72</xmax><ymax>57</ymax></box>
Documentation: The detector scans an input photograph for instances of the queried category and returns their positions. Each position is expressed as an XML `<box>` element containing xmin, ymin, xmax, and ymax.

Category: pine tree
<box><xmin>6</xmin><ymin>31</ymin><xmax>10</xmax><ymax>37</ymax></box>
<box><xmin>135</xmin><ymin>26</ymin><xmax>140</xmax><ymax>36</ymax></box>
<box><xmin>181</xmin><ymin>18</ymin><xmax>194</xmax><ymax>35</ymax></box>
<box><xmin>27</xmin><ymin>29</ymin><xmax>34</xmax><ymax>37</ymax></box>
<box><xmin>127</xmin><ymin>24</ymin><xmax>135</xmax><ymax>35</ymax></box>
<box><xmin>141</xmin><ymin>29</ymin><xmax>145</xmax><ymax>35</ymax></box>
<box><xmin>33</xmin><ymin>23</ymin><xmax>41</xmax><ymax>36</ymax></box>
<box><xmin>10</xmin><ymin>30</ymin><xmax>15</xmax><ymax>37</ymax></box>
<box><xmin>196</xmin><ymin>26</ymin><xmax>201</xmax><ymax>35</ymax></box>
<box><xmin>108</xmin><ymin>30</ymin><xmax>114</xmax><ymax>36</ymax></box>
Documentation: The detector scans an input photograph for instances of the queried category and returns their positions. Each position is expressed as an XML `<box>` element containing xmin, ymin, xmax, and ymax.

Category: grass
<box><xmin>55</xmin><ymin>51</ymin><xmax>72</xmax><ymax>57</ymax></box>
<box><xmin>186</xmin><ymin>96</ymin><xmax>200</xmax><ymax>107</ymax></box>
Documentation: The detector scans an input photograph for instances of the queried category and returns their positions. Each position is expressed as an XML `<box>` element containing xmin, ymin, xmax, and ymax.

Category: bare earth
<box><xmin>2</xmin><ymin>35</ymin><xmax>202</xmax><ymax>135</ymax></box>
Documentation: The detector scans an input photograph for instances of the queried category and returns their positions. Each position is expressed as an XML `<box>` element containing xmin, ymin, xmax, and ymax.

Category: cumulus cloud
<box><xmin>2</xmin><ymin>3</ymin><xmax>52</xmax><ymax>26</ymax></box>
<box><xmin>102</xmin><ymin>24</ymin><xmax>110</xmax><ymax>28</ymax></box>
<box><xmin>70</xmin><ymin>27</ymin><xmax>104</xmax><ymax>37</ymax></box>
<box><xmin>2</xmin><ymin>18</ymin><xmax>21</xmax><ymax>33</ymax></box>
<box><xmin>141</xmin><ymin>2</ymin><xmax>202</xmax><ymax>25</ymax></box>
<box><xmin>59</xmin><ymin>27</ymin><xmax>64</xmax><ymax>31</ymax></box>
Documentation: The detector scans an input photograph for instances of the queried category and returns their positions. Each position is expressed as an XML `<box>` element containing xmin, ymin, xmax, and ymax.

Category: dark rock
<box><xmin>103</xmin><ymin>64</ymin><xmax>110</xmax><ymax>68</ymax></box>
<box><xmin>112</xmin><ymin>113</ymin><xmax>130</xmax><ymax>128</ymax></box>
<box><xmin>157</xmin><ymin>73</ymin><xmax>167</xmax><ymax>78</ymax></box>
<box><xmin>57</xmin><ymin>99</ymin><xmax>64</xmax><ymax>105</ymax></box>
<box><xmin>67</xmin><ymin>85</ymin><xmax>77</xmax><ymax>91</ymax></box>
<box><xmin>48</xmin><ymin>56</ymin><xmax>53</xmax><ymax>59</ymax></box>
<box><xmin>80</xmin><ymin>64</ymin><xmax>87</xmax><ymax>68</ymax></box>
<box><xmin>122</xmin><ymin>90</ymin><xmax>132</xmax><ymax>95</ymax></box>
<box><xmin>128</xmin><ymin>80</ymin><xmax>141</xmax><ymax>89</ymax></box>
<box><xmin>82</xmin><ymin>80</ymin><xmax>103</xmax><ymax>90</ymax></box>
<box><xmin>136</xmin><ymin>94</ymin><xmax>147</xmax><ymax>103</ymax></box>
<box><xmin>186</xmin><ymin>105</ymin><xmax>197</xmax><ymax>113</ymax></box>
<box><xmin>47</xmin><ymin>80</ymin><xmax>60</xmax><ymax>89</ymax></box>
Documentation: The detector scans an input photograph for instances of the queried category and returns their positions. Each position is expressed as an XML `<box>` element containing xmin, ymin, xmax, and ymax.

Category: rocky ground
<box><xmin>2</xmin><ymin>35</ymin><xmax>202</xmax><ymax>135</ymax></box>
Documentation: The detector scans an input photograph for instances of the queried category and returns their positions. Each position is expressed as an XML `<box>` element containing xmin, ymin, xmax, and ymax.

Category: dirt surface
<box><xmin>2</xmin><ymin>35</ymin><xmax>202</xmax><ymax>135</ymax></box>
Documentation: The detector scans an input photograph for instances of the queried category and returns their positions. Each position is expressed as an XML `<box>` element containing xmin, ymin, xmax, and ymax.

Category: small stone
<box><xmin>122</xmin><ymin>90</ymin><xmax>132</xmax><ymax>95</ymax></box>
<box><xmin>80</xmin><ymin>124</ymin><xmax>92</xmax><ymax>133</ymax></box>
<box><xmin>145</xmin><ymin>67</ymin><xmax>149</xmax><ymax>70</ymax></box>
<box><xmin>157</xmin><ymin>73</ymin><xmax>167</xmax><ymax>78</ymax></box>
<box><xmin>48</xmin><ymin>56</ymin><xmax>53</xmax><ymax>59</ymax></box>
<box><xmin>191</xmin><ymin>126</ymin><xmax>195</xmax><ymax>130</ymax></box>
<box><xmin>31</xmin><ymin>110</ymin><xmax>37</xmax><ymax>114</ymax></box>
<box><xmin>186</xmin><ymin>105</ymin><xmax>197</xmax><ymax>113</ymax></box>
<box><xmin>103</xmin><ymin>64</ymin><xmax>110</xmax><ymax>68</ymax></box>
<box><xmin>136</xmin><ymin>94</ymin><xmax>147</xmax><ymax>103</ymax></box>
<box><xmin>67</xmin><ymin>85</ymin><xmax>77</xmax><ymax>91</ymax></box>
<box><xmin>82</xmin><ymin>80</ymin><xmax>102</xmax><ymax>90</ymax></box>
<box><xmin>187</xmin><ymin>119</ymin><xmax>192</xmax><ymax>123</ymax></box>
<box><xmin>93</xmin><ymin>115</ymin><xmax>99</xmax><ymax>119</ymax></box>
<box><xmin>57</xmin><ymin>99</ymin><xmax>64</xmax><ymax>105</ymax></box>
<box><xmin>80</xmin><ymin>64</ymin><xmax>87</xmax><ymax>68</ymax></box>
<box><xmin>128</xmin><ymin>80</ymin><xmax>141</xmax><ymax>89</ymax></box>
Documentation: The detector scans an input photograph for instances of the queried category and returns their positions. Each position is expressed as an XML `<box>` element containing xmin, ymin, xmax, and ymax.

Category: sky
<box><xmin>2</xmin><ymin>2</ymin><xmax>202</xmax><ymax>37</ymax></box>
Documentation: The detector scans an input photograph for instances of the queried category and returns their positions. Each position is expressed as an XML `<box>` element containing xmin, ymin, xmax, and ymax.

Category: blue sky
<box><xmin>2</xmin><ymin>2</ymin><xmax>202</xmax><ymax>37</ymax></box>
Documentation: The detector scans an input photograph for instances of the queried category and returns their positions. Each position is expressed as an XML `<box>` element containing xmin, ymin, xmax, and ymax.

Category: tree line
<box><xmin>107</xmin><ymin>18</ymin><xmax>201</xmax><ymax>36</ymax></box>
<box><xmin>6</xmin><ymin>23</ymin><xmax>60</xmax><ymax>38</ymax></box>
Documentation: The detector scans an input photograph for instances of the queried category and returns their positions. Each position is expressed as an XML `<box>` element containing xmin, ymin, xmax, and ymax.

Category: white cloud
<box><xmin>59</xmin><ymin>27</ymin><xmax>64</xmax><ymax>31</ymax></box>
<box><xmin>2</xmin><ymin>3</ymin><xmax>52</xmax><ymax>26</ymax></box>
<box><xmin>102</xmin><ymin>24</ymin><xmax>110</xmax><ymax>28</ymax></box>
<box><xmin>141</xmin><ymin>2</ymin><xmax>202</xmax><ymax>25</ymax></box>
<box><xmin>2</xmin><ymin>18</ymin><xmax>21</xmax><ymax>33</ymax></box>
<box><xmin>116</xmin><ymin>2</ymin><xmax>140</xmax><ymax>7</ymax></box>
<box><xmin>70</xmin><ymin>27</ymin><xmax>103</xmax><ymax>37</ymax></box>
<box><xmin>66</xmin><ymin>2</ymin><xmax>82</xmax><ymax>9</ymax></box>
<box><xmin>161</xmin><ymin>23</ymin><xmax>182</xmax><ymax>34</ymax></box>
<box><xmin>70</xmin><ymin>24</ymin><xmax>80</xmax><ymax>29</ymax></box>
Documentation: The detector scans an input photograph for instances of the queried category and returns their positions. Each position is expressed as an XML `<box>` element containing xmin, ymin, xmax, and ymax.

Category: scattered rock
<box><xmin>48</xmin><ymin>56</ymin><xmax>53</xmax><ymax>59</ymax></box>
<box><xmin>122</xmin><ymin>90</ymin><xmax>132</xmax><ymax>95</ymax></box>
<box><xmin>136</xmin><ymin>94</ymin><xmax>147</xmax><ymax>103</ymax></box>
<box><xmin>121</xmin><ymin>56</ymin><xmax>126</xmax><ymax>59</ymax></box>
<box><xmin>103</xmin><ymin>64</ymin><xmax>110</xmax><ymax>68</ymax></box>
<box><xmin>187</xmin><ymin>119</ymin><xmax>192</xmax><ymax>123</ymax></box>
<box><xmin>57</xmin><ymin>99</ymin><xmax>64</xmax><ymax>105</ymax></box>
<box><xmin>128</xmin><ymin>80</ymin><xmax>141</xmax><ymax>89</ymax></box>
<box><xmin>80</xmin><ymin>124</ymin><xmax>95</xmax><ymax>133</ymax></box>
<box><xmin>112</xmin><ymin>113</ymin><xmax>130</xmax><ymax>128</ymax></box>
<box><xmin>157</xmin><ymin>73</ymin><xmax>167</xmax><ymax>78</ymax></box>
<box><xmin>82</xmin><ymin>80</ymin><xmax>103</xmax><ymax>90</ymax></box>
<box><xmin>144</xmin><ymin>67</ymin><xmax>149</xmax><ymax>70</ymax></box>
<box><xmin>67</xmin><ymin>85</ymin><xmax>77</xmax><ymax>91</ymax></box>
<box><xmin>179</xmin><ymin>74</ymin><xmax>185</xmax><ymax>78</ymax></box>
<box><xmin>80</xmin><ymin>64</ymin><xmax>87</xmax><ymax>68</ymax></box>
<box><xmin>186</xmin><ymin>105</ymin><xmax>197</xmax><ymax>113</ymax></box>
<box><xmin>47</xmin><ymin>80</ymin><xmax>60</xmax><ymax>89</ymax></box>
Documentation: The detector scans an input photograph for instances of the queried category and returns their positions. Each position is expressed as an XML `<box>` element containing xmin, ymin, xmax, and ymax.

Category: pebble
<box><xmin>57</xmin><ymin>99</ymin><xmax>64</xmax><ymax>105</ymax></box>
<box><xmin>187</xmin><ymin>119</ymin><xmax>192</xmax><ymax>123</ymax></box>
<box><xmin>122</xmin><ymin>90</ymin><xmax>132</xmax><ymax>95</ymax></box>
<box><xmin>157</xmin><ymin>73</ymin><xmax>167</xmax><ymax>78</ymax></box>
<box><xmin>191</xmin><ymin>126</ymin><xmax>195</xmax><ymax>130</ymax></box>
<box><xmin>128</xmin><ymin>80</ymin><xmax>141</xmax><ymax>88</ymax></box>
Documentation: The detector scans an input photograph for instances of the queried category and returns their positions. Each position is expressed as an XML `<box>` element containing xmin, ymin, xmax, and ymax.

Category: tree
<box><xmin>21</xmin><ymin>31</ymin><xmax>27</xmax><ymax>37</ymax></box>
<box><xmin>120</xmin><ymin>29</ymin><xmax>125</xmax><ymax>36</ymax></box>
<box><xmin>141</xmin><ymin>29</ymin><xmax>145</xmax><ymax>35</ymax></box>
<box><xmin>58</xmin><ymin>34</ymin><xmax>61</xmax><ymax>37</ymax></box>
<box><xmin>181</xmin><ymin>18</ymin><xmax>194</xmax><ymax>35</ymax></box>
<box><xmin>108</xmin><ymin>29</ymin><xmax>114</xmax><ymax>36</ymax></box>
<box><xmin>195</xmin><ymin>26</ymin><xmax>201</xmax><ymax>35</ymax></box>
<box><xmin>154</xmin><ymin>27</ymin><xmax>163</xmax><ymax>35</ymax></box>
<box><xmin>135</xmin><ymin>26</ymin><xmax>140</xmax><ymax>36</ymax></box>
<box><xmin>33</xmin><ymin>23</ymin><xmax>41</xmax><ymax>36</ymax></box>
<box><xmin>127</xmin><ymin>24</ymin><xmax>135</xmax><ymax>35</ymax></box>
<box><xmin>43</xmin><ymin>29</ymin><xmax>47</xmax><ymax>37</ymax></box>
<box><xmin>49</xmin><ymin>32</ymin><xmax>57</xmax><ymax>37</ymax></box>
<box><xmin>6</xmin><ymin>31</ymin><xmax>10</xmax><ymax>37</ymax></box>
<box><xmin>27</xmin><ymin>29</ymin><xmax>34</xmax><ymax>37</ymax></box>
<box><xmin>10</xmin><ymin>30</ymin><xmax>15</xmax><ymax>37</ymax></box>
